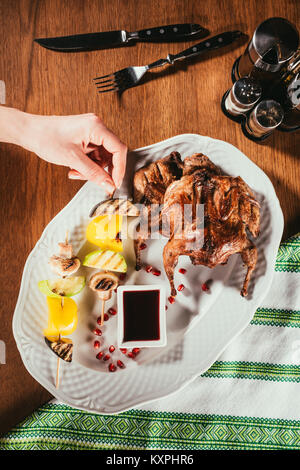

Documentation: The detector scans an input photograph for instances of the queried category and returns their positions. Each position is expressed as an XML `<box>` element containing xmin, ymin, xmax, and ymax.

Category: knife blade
<box><xmin>34</xmin><ymin>24</ymin><xmax>209</xmax><ymax>52</ymax></box>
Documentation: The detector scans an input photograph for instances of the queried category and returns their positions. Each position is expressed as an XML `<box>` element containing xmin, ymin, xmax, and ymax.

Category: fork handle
<box><xmin>166</xmin><ymin>31</ymin><xmax>243</xmax><ymax>64</ymax></box>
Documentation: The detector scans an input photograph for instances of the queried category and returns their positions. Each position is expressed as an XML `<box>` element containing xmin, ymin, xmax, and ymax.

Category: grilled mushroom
<box><xmin>89</xmin><ymin>198</ymin><xmax>140</xmax><ymax>218</ymax></box>
<box><xmin>45</xmin><ymin>337</ymin><xmax>73</xmax><ymax>362</ymax></box>
<box><xmin>49</xmin><ymin>238</ymin><xmax>81</xmax><ymax>277</ymax></box>
<box><xmin>89</xmin><ymin>271</ymin><xmax>119</xmax><ymax>300</ymax></box>
<box><xmin>49</xmin><ymin>255</ymin><xmax>81</xmax><ymax>277</ymax></box>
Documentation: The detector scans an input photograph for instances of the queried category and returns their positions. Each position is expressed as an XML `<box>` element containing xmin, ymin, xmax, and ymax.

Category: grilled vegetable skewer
<box><xmin>43</xmin><ymin>232</ymin><xmax>80</xmax><ymax>388</ymax></box>
<box><xmin>89</xmin><ymin>272</ymin><xmax>119</xmax><ymax>326</ymax></box>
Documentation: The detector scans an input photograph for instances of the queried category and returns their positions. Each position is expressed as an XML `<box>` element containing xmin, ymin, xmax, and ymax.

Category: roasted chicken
<box><xmin>133</xmin><ymin>152</ymin><xmax>260</xmax><ymax>297</ymax></box>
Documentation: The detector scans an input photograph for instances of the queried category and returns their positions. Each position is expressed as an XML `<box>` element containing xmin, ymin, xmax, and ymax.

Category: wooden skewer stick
<box><xmin>54</xmin><ymin>231</ymin><xmax>73</xmax><ymax>388</ymax></box>
<box><xmin>55</xmin><ymin>232</ymin><xmax>69</xmax><ymax>388</ymax></box>
<box><xmin>56</xmin><ymin>296</ymin><xmax>65</xmax><ymax>389</ymax></box>
<box><xmin>97</xmin><ymin>290</ymin><xmax>112</xmax><ymax>326</ymax></box>
<box><xmin>56</xmin><ymin>333</ymin><xmax>61</xmax><ymax>389</ymax></box>
<box><xmin>100</xmin><ymin>298</ymin><xmax>105</xmax><ymax>326</ymax></box>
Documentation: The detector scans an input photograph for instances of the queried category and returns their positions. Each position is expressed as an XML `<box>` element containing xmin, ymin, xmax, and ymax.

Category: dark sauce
<box><xmin>123</xmin><ymin>290</ymin><xmax>160</xmax><ymax>342</ymax></box>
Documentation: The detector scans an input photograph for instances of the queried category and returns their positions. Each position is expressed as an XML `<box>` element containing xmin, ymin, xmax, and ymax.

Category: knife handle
<box><xmin>167</xmin><ymin>31</ymin><xmax>242</xmax><ymax>62</ymax></box>
<box><xmin>131</xmin><ymin>24</ymin><xmax>207</xmax><ymax>42</ymax></box>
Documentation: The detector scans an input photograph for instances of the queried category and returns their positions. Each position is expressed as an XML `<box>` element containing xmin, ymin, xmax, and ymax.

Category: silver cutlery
<box><xmin>94</xmin><ymin>31</ymin><xmax>242</xmax><ymax>93</ymax></box>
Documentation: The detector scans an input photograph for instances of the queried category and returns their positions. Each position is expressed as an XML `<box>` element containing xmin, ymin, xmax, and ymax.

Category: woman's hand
<box><xmin>0</xmin><ymin>107</ymin><xmax>127</xmax><ymax>194</ymax></box>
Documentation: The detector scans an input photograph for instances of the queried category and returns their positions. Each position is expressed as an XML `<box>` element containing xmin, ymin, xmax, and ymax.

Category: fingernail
<box><xmin>68</xmin><ymin>174</ymin><xmax>82</xmax><ymax>180</ymax></box>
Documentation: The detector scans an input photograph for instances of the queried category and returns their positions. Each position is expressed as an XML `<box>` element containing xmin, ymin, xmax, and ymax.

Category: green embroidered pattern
<box><xmin>251</xmin><ymin>307</ymin><xmax>300</xmax><ymax>328</ymax></box>
<box><xmin>0</xmin><ymin>404</ymin><xmax>300</xmax><ymax>450</ymax></box>
<box><xmin>202</xmin><ymin>361</ymin><xmax>300</xmax><ymax>382</ymax></box>
<box><xmin>275</xmin><ymin>234</ymin><xmax>300</xmax><ymax>273</ymax></box>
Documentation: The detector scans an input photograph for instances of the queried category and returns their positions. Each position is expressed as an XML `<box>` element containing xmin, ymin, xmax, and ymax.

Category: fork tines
<box><xmin>93</xmin><ymin>67</ymin><xmax>136</xmax><ymax>93</ymax></box>
<box><xmin>93</xmin><ymin>72</ymin><xmax>122</xmax><ymax>93</ymax></box>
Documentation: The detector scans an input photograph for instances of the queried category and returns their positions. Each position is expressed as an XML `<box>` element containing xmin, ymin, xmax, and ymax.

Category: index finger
<box><xmin>91</xmin><ymin>123</ymin><xmax>127</xmax><ymax>189</ymax></box>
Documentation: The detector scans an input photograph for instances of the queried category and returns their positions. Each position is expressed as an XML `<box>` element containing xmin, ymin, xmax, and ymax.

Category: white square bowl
<box><xmin>117</xmin><ymin>284</ymin><xmax>167</xmax><ymax>348</ymax></box>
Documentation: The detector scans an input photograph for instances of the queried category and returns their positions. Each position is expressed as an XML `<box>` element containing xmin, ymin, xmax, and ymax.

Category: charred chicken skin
<box><xmin>133</xmin><ymin>152</ymin><xmax>260</xmax><ymax>297</ymax></box>
<box><xmin>133</xmin><ymin>151</ymin><xmax>184</xmax><ymax>204</ymax></box>
<box><xmin>133</xmin><ymin>151</ymin><xmax>184</xmax><ymax>269</ymax></box>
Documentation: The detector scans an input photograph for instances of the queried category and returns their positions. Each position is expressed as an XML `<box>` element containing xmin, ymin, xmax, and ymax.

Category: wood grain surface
<box><xmin>0</xmin><ymin>0</ymin><xmax>299</xmax><ymax>435</ymax></box>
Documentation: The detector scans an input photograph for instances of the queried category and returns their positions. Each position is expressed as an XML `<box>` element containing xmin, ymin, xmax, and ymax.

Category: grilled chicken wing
<box><xmin>133</xmin><ymin>151</ymin><xmax>183</xmax><ymax>204</ymax></box>
<box><xmin>182</xmin><ymin>153</ymin><xmax>222</xmax><ymax>176</ymax></box>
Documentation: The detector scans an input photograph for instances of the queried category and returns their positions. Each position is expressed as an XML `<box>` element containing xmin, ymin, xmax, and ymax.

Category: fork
<box><xmin>94</xmin><ymin>31</ymin><xmax>242</xmax><ymax>93</ymax></box>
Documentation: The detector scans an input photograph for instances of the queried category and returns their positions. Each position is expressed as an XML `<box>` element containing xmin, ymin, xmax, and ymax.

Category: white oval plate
<box><xmin>13</xmin><ymin>134</ymin><xmax>283</xmax><ymax>414</ymax></box>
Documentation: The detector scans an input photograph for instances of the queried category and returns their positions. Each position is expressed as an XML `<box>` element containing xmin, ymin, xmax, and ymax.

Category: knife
<box><xmin>34</xmin><ymin>24</ymin><xmax>209</xmax><ymax>52</ymax></box>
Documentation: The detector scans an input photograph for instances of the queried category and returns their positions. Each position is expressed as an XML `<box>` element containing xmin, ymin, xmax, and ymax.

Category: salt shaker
<box><xmin>222</xmin><ymin>77</ymin><xmax>262</xmax><ymax>121</ymax></box>
<box><xmin>242</xmin><ymin>99</ymin><xmax>284</xmax><ymax>141</ymax></box>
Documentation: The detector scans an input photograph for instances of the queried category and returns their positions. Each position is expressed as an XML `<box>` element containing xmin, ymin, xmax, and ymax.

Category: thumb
<box><xmin>73</xmin><ymin>149</ymin><xmax>115</xmax><ymax>193</ymax></box>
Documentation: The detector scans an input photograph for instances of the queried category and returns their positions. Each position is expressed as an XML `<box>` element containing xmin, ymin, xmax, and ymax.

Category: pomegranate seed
<box><xmin>117</xmin><ymin>360</ymin><xmax>125</xmax><ymax>369</ymax></box>
<box><xmin>104</xmin><ymin>313</ymin><xmax>109</xmax><ymax>321</ymax></box>
<box><xmin>179</xmin><ymin>268</ymin><xmax>187</xmax><ymax>274</ymax></box>
<box><xmin>168</xmin><ymin>296</ymin><xmax>175</xmax><ymax>304</ymax></box>
<box><xmin>119</xmin><ymin>273</ymin><xmax>126</xmax><ymax>281</ymax></box>
<box><xmin>96</xmin><ymin>351</ymin><xmax>103</xmax><ymax>360</ymax></box>
<box><xmin>94</xmin><ymin>340</ymin><xmax>100</xmax><ymax>349</ymax></box>
<box><xmin>109</xmin><ymin>363</ymin><xmax>116</xmax><ymax>372</ymax></box>
<box><xmin>145</xmin><ymin>265</ymin><xmax>153</xmax><ymax>273</ymax></box>
<box><xmin>152</xmin><ymin>268</ymin><xmax>161</xmax><ymax>276</ymax></box>
<box><xmin>96</xmin><ymin>317</ymin><xmax>103</xmax><ymax>325</ymax></box>
<box><xmin>93</xmin><ymin>328</ymin><xmax>102</xmax><ymax>336</ymax></box>
<box><xmin>103</xmin><ymin>354</ymin><xmax>110</xmax><ymax>362</ymax></box>
<box><xmin>202</xmin><ymin>282</ymin><xmax>209</xmax><ymax>292</ymax></box>
<box><xmin>132</xmin><ymin>348</ymin><xmax>140</xmax><ymax>355</ymax></box>
<box><xmin>114</xmin><ymin>288</ymin><xmax>117</xmax><ymax>293</ymax></box>
<box><xmin>140</xmin><ymin>243</ymin><xmax>147</xmax><ymax>250</ymax></box>
<box><xmin>127</xmin><ymin>351</ymin><xmax>135</xmax><ymax>359</ymax></box>
<box><xmin>120</xmin><ymin>348</ymin><xmax>127</xmax><ymax>354</ymax></box>
<box><xmin>165</xmin><ymin>305</ymin><xmax>168</xmax><ymax>310</ymax></box>
<box><xmin>109</xmin><ymin>345</ymin><xmax>115</xmax><ymax>353</ymax></box>
<box><xmin>108</xmin><ymin>307</ymin><xmax>117</xmax><ymax>316</ymax></box>
<box><xmin>177</xmin><ymin>284</ymin><xmax>185</xmax><ymax>292</ymax></box>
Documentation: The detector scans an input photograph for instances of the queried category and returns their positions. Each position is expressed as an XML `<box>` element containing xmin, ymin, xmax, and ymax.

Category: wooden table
<box><xmin>0</xmin><ymin>0</ymin><xmax>299</xmax><ymax>436</ymax></box>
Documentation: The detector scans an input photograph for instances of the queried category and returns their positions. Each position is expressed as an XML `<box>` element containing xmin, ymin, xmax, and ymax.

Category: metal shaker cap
<box><xmin>250</xmin><ymin>17</ymin><xmax>299</xmax><ymax>72</ymax></box>
<box><xmin>254</xmin><ymin>100</ymin><xmax>284</xmax><ymax>129</ymax></box>
<box><xmin>234</xmin><ymin>77</ymin><xmax>262</xmax><ymax>105</ymax></box>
